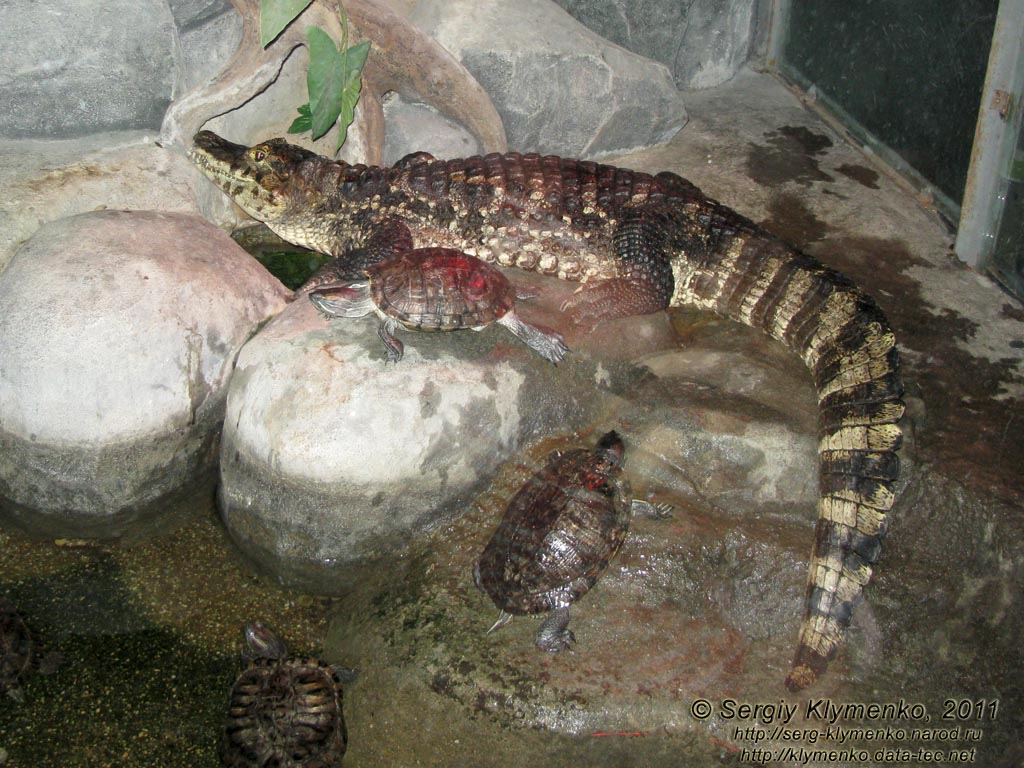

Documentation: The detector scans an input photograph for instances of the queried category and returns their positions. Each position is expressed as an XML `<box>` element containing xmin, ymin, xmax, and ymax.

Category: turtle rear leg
<box><xmin>630</xmin><ymin>499</ymin><xmax>674</xmax><ymax>519</ymax></box>
<box><xmin>496</xmin><ymin>311</ymin><xmax>569</xmax><ymax>364</ymax></box>
<box><xmin>378</xmin><ymin>317</ymin><xmax>405</xmax><ymax>364</ymax></box>
<box><xmin>485</xmin><ymin>611</ymin><xmax>514</xmax><ymax>635</ymax></box>
<box><xmin>536</xmin><ymin>606</ymin><xmax>575</xmax><ymax>652</ymax></box>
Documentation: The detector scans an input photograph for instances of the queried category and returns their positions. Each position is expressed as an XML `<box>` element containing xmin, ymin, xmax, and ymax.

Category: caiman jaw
<box><xmin>188</xmin><ymin>130</ymin><xmax>301</xmax><ymax>223</ymax></box>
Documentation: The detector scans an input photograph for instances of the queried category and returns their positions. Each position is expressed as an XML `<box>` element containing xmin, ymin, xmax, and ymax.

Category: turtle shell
<box><xmin>367</xmin><ymin>248</ymin><xmax>516</xmax><ymax>331</ymax></box>
<box><xmin>221</xmin><ymin>655</ymin><xmax>347</xmax><ymax>768</ymax></box>
<box><xmin>476</xmin><ymin>431</ymin><xmax>633</xmax><ymax>616</ymax></box>
<box><xmin>0</xmin><ymin>600</ymin><xmax>34</xmax><ymax>697</ymax></box>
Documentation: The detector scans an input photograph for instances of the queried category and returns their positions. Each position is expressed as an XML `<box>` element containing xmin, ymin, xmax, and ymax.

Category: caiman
<box><xmin>190</xmin><ymin>130</ymin><xmax>904</xmax><ymax>692</ymax></box>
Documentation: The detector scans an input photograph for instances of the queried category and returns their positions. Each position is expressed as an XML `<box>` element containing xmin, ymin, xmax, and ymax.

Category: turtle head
<box><xmin>308</xmin><ymin>283</ymin><xmax>376</xmax><ymax>319</ymax></box>
<box><xmin>189</xmin><ymin>131</ymin><xmax>321</xmax><ymax>224</ymax></box>
<box><xmin>594</xmin><ymin>430</ymin><xmax>625</xmax><ymax>467</ymax></box>
<box><xmin>243</xmin><ymin>622</ymin><xmax>288</xmax><ymax>660</ymax></box>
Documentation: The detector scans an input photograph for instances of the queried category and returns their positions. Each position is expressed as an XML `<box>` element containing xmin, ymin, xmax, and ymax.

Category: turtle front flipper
<box><xmin>536</xmin><ymin>606</ymin><xmax>575</xmax><ymax>652</ymax></box>
<box><xmin>496</xmin><ymin>311</ymin><xmax>569</xmax><ymax>364</ymax></box>
<box><xmin>309</xmin><ymin>283</ymin><xmax>376</xmax><ymax>318</ymax></box>
<box><xmin>378</xmin><ymin>317</ymin><xmax>405</xmax><ymax>363</ymax></box>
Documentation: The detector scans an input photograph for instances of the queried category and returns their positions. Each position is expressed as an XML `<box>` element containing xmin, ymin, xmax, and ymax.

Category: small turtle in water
<box><xmin>475</xmin><ymin>431</ymin><xmax>671</xmax><ymax>651</ymax></box>
<box><xmin>1</xmin><ymin>598</ymin><xmax>61</xmax><ymax>702</ymax></box>
<box><xmin>308</xmin><ymin>248</ymin><xmax>569</xmax><ymax>364</ymax></box>
<box><xmin>221</xmin><ymin>622</ymin><xmax>350</xmax><ymax>768</ymax></box>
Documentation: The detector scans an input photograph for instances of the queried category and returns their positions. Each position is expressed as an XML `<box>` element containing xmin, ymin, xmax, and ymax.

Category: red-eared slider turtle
<box><xmin>1</xmin><ymin>598</ymin><xmax>61</xmax><ymax>702</ymax></box>
<box><xmin>308</xmin><ymin>248</ymin><xmax>569</xmax><ymax>364</ymax></box>
<box><xmin>475</xmin><ymin>431</ymin><xmax>671</xmax><ymax>651</ymax></box>
<box><xmin>221</xmin><ymin>622</ymin><xmax>349</xmax><ymax>768</ymax></box>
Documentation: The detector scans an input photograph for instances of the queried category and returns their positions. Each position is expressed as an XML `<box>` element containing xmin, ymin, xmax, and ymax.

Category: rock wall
<box><xmin>0</xmin><ymin>0</ymin><xmax>241</xmax><ymax>139</ymax></box>
<box><xmin>406</xmin><ymin>0</ymin><xmax>688</xmax><ymax>157</ymax></box>
<box><xmin>551</xmin><ymin>0</ymin><xmax>758</xmax><ymax>90</ymax></box>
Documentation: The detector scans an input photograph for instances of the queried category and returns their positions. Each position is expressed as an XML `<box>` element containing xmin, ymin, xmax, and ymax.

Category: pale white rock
<box><xmin>0</xmin><ymin>137</ymin><xmax>206</xmax><ymax>274</ymax></box>
<box><xmin>382</xmin><ymin>94</ymin><xmax>482</xmax><ymax>167</ymax></box>
<box><xmin>0</xmin><ymin>209</ymin><xmax>290</xmax><ymax>538</ymax></box>
<box><xmin>217</xmin><ymin>295</ymin><xmax>621</xmax><ymax>593</ymax></box>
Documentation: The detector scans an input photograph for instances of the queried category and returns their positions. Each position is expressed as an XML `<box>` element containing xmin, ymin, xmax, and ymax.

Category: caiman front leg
<box><xmin>560</xmin><ymin>210</ymin><xmax>676</xmax><ymax>331</ymax></box>
<box><xmin>297</xmin><ymin>218</ymin><xmax>415</xmax><ymax>294</ymax></box>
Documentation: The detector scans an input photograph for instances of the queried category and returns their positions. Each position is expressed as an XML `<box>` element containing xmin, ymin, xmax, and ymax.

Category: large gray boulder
<box><xmin>215</xmin><ymin>280</ymin><xmax>673</xmax><ymax>594</ymax></box>
<box><xmin>170</xmin><ymin>0</ymin><xmax>245</xmax><ymax>93</ymax></box>
<box><xmin>407</xmin><ymin>0</ymin><xmax>687</xmax><ymax>158</ymax></box>
<box><xmin>0</xmin><ymin>210</ymin><xmax>290</xmax><ymax>538</ymax></box>
<box><xmin>0</xmin><ymin>0</ymin><xmax>239</xmax><ymax>139</ymax></box>
<box><xmin>553</xmin><ymin>0</ymin><xmax>758</xmax><ymax>89</ymax></box>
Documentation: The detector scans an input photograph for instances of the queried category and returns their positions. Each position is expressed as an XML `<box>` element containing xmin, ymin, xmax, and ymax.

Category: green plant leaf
<box><xmin>259</xmin><ymin>0</ymin><xmax>313</xmax><ymax>47</ymax></box>
<box><xmin>306</xmin><ymin>26</ymin><xmax>347</xmax><ymax>140</ymax></box>
<box><xmin>335</xmin><ymin>77</ymin><xmax>361</xmax><ymax>151</ymax></box>
<box><xmin>287</xmin><ymin>103</ymin><xmax>312</xmax><ymax>134</ymax></box>
<box><xmin>335</xmin><ymin>41</ymin><xmax>370</xmax><ymax>150</ymax></box>
<box><xmin>344</xmin><ymin>40</ymin><xmax>371</xmax><ymax>84</ymax></box>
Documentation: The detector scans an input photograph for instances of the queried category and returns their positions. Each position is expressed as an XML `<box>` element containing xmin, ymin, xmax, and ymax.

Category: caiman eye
<box><xmin>252</xmin><ymin>148</ymin><xmax>267</xmax><ymax>161</ymax></box>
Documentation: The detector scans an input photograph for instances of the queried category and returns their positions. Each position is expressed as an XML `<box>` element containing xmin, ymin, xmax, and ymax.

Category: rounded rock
<box><xmin>217</xmin><ymin>294</ymin><xmax>615</xmax><ymax>594</ymax></box>
<box><xmin>0</xmin><ymin>210</ymin><xmax>290</xmax><ymax>538</ymax></box>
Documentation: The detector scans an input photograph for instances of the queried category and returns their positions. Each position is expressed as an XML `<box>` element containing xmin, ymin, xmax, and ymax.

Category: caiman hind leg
<box><xmin>391</xmin><ymin>151</ymin><xmax>436</xmax><ymax>169</ymax></box>
<box><xmin>560</xmin><ymin>210</ymin><xmax>676</xmax><ymax>331</ymax></box>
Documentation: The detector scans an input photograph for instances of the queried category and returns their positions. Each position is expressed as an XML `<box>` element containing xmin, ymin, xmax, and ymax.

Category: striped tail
<box><xmin>673</xmin><ymin>232</ymin><xmax>904</xmax><ymax>691</ymax></box>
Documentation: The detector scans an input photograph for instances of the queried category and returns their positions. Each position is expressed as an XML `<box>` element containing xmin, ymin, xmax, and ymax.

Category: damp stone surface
<box><xmin>215</xmin><ymin>283</ymin><xmax>665</xmax><ymax>594</ymax></box>
<box><xmin>0</xmin><ymin>210</ymin><xmax>289</xmax><ymax>539</ymax></box>
<box><xmin>407</xmin><ymin>0</ymin><xmax>687</xmax><ymax>157</ymax></box>
<box><xmin>320</xmin><ymin>311</ymin><xmax>834</xmax><ymax>739</ymax></box>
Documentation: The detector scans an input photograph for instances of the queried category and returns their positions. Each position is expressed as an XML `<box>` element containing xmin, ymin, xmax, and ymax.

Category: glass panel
<box><xmin>777</xmin><ymin>0</ymin><xmax>998</xmax><ymax>214</ymax></box>
<box><xmin>988</xmin><ymin>124</ymin><xmax>1024</xmax><ymax>297</ymax></box>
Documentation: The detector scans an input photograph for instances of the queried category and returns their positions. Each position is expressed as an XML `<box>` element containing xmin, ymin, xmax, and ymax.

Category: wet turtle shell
<box><xmin>368</xmin><ymin>248</ymin><xmax>517</xmax><ymax>331</ymax></box>
<box><xmin>221</xmin><ymin>623</ymin><xmax>347</xmax><ymax>768</ymax></box>
<box><xmin>308</xmin><ymin>248</ymin><xmax>568</xmax><ymax>364</ymax></box>
<box><xmin>1</xmin><ymin>599</ymin><xmax>35</xmax><ymax>700</ymax></box>
<box><xmin>475</xmin><ymin>431</ymin><xmax>637</xmax><ymax>651</ymax></box>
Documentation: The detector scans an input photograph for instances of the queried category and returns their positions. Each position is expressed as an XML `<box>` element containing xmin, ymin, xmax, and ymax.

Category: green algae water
<box><xmin>0</xmin><ymin>464</ymin><xmax>734</xmax><ymax>768</ymax></box>
<box><xmin>231</xmin><ymin>225</ymin><xmax>331</xmax><ymax>290</ymax></box>
<box><xmin>0</xmin><ymin>502</ymin><xmax>335</xmax><ymax>768</ymax></box>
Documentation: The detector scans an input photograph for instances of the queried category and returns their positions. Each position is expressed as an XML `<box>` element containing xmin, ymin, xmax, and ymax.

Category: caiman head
<box><xmin>189</xmin><ymin>130</ymin><xmax>321</xmax><ymax>226</ymax></box>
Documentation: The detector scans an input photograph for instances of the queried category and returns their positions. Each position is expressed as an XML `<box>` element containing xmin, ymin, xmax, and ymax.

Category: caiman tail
<box><xmin>672</xmin><ymin>229</ymin><xmax>904</xmax><ymax>691</ymax></box>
